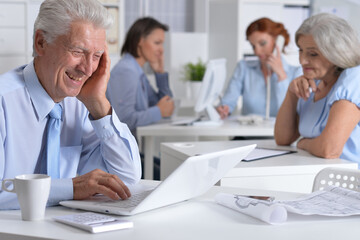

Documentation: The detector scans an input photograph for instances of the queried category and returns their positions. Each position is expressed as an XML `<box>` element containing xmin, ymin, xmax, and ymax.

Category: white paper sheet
<box><xmin>215</xmin><ymin>186</ymin><xmax>360</xmax><ymax>224</ymax></box>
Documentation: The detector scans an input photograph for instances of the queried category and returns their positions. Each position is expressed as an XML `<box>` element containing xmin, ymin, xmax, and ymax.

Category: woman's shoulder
<box><xmin>337</xmin><ymin>65</ymin><xmax>360</xmax><ymax>87</ymax></box>
<box><xmin>111</xmin><ymin>54</ymin><xmax>143</xmax><ymax>77</ymax></box>
<box><xmin>329</xmin><ymin>65</ymin><xmax>360</xmax><ymax>104</ymax></box>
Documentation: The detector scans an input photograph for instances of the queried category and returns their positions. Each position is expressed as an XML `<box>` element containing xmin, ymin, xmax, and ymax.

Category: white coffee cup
<box><xmin>2</xmin><ymin>174</ymin><xmax>51</xmax><ymax>221</ymax></box>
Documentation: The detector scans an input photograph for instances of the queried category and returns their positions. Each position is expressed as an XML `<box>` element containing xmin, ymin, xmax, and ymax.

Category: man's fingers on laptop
<box><xmin>72</xmin><ymin>169</ymin><xmax>129</xmax><ymax>200</ymax></box>
<box><xmin>95</xmin><ymin>185</ymin><xmax>123</xmax><ymax>200</ymax></box>
<box><xmin>99</xmin><ymin>174</ymin><xmax>131</xmax><ymax>200</ymax></box>
<box><xmin>114</xmin><ymin>177</ymin><xmax>131</xmax><ymax>198</ymax></box>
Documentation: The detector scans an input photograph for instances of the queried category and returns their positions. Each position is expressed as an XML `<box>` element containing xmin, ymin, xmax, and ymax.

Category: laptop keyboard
<box><xmin>100</xmin><ymin>189</ymin><xmax>153</xmax><ymax>208</ymax></box>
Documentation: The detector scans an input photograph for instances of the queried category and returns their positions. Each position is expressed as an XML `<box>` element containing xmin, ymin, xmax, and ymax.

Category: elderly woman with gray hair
<box><xmin>274</xmin><ymin>13</ymin><xmax>360</xmax><ymax>164</ymax></box>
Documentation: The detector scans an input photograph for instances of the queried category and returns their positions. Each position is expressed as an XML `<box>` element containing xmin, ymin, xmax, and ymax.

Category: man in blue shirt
<box><xmin>0</xmin><ymin>0</ymin><xmax>141</xmax><ymax>209</ymax></box>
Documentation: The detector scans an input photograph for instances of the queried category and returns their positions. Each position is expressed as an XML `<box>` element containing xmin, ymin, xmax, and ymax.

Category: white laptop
<box><xmin>60</xmin><ymin>144</ymin><xmax>256</xmax><ymax>215</ymax></box>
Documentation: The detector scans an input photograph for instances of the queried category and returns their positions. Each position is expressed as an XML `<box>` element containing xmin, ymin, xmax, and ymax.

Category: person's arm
<box><xmin>0</xmin><ymin>102</ymin><xmax>13</xmax><ymax>209</ymax></box>
<box><xmin>274</xmin><ymin>74</ymin><xmax>315</xmax><ymax>145</ymax></box>
<box><xmin>274</xmin><ymin>89</ymin><xmax>300</xmax><ymax>145</ymax></box>
<box><xmin>77</xmin><ymin>45</ymin><xmax>111</xmax><ymax>120</ymax></box>
<box><xmin>154</xmin><ymin>72</ymin><xmax>172</xmax><ymax>99</ymax></box>
<box><xmin>43</xmin><ymin>104</ymin><xmax>141</xmax><ymax>205</ymax></box>
<box><xmin>147</xmin><ymin>72</ymin><xmax>174</xmax><ymax>118</ymax></box>
<box><xmin>267</xmin><ymin>46</ymin><xmax>287</xmax><ymax>81</ymax></box>
<box><xmin>297</xmin><ymin>100</ymin><xmax>360</xmax><ymax>158</ymax></box>
<box><xmin>220</xmin><ymin>61</ymin><xmax>246</xmax><ymax>115</ymax></box>
<box><xmin>72</xmin><ymin>46</ymin><xmax>141</xmax><ymax>201</ymax></box>
<box><xmin>147</xmin><ymin>52</ymin><xmax>172</xmax><ymax>100</ymax></box>
<box><xmin>216</xmin><ymin>105</ymin><xmax>230</xmax><ymax>119</ymax></box>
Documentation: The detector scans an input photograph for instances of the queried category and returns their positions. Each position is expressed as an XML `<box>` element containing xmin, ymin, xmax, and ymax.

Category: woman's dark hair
<box><xmin>121</xmin><ymin>17</ymin><xmax>169</xmax><ymax>57</ymax></box>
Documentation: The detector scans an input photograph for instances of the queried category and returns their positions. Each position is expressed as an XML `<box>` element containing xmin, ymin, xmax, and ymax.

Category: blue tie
<box><xmin>40</xmin><ymin>104</ymin><xmax>62</xmax><ymax>178</ymax></box>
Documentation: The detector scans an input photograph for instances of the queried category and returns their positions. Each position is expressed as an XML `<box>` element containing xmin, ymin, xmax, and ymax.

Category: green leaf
<box><xmin>182</xmin><ymin>59</ymin><xmax>206</xmax><ymax>81</ymax></box>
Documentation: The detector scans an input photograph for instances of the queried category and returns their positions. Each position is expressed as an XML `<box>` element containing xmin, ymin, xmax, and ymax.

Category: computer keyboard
<box><xmin>99</xmin><ymin>189</ymin><xmax>153</xmax><ymax>208</ymax></box>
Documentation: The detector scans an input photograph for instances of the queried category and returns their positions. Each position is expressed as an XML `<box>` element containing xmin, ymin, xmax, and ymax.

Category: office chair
<box><xmin>312</xmin><ymin>167</ymin><xmax>360</xmax><ymax>192</ymax></box>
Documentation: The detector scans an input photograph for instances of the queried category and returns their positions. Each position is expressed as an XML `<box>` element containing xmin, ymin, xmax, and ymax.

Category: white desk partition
<box><xmin>137</xmin><ymin>118</ymin><xmax>274</xmax><ymax>179</ymax></box>
<box><xmin>160</xmin><ymin>140</ymin><xmax>358</xmax><ymax>194</ymax></box>
<box><xmin>2</xmin><ymin>182</ymin><xmax>360</xmax><ymax>240</ymax></box>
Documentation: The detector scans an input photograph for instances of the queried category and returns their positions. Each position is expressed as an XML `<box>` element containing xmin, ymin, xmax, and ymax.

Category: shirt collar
<box><xmin>24</xmin><ymin>61</ymin><xmax>61</xmax><ymax>121</ymax></box>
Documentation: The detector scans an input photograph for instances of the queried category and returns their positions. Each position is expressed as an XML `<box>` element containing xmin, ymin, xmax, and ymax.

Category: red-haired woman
<box><xmin>217</xmin><ymin>18</ymin><xmax>302</xmax><ymax>119</ymax></box>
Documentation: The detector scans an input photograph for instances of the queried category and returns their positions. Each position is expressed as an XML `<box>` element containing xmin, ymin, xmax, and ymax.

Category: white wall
<box><xmin>164</xmin><ymin>32</ymin><xmax>208</xmax><ymax>102</ymax></box>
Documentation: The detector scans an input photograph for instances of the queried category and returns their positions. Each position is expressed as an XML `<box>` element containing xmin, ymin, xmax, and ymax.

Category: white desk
<box><xmin>1</xmin><ymin>183</ymin><xmax>360</xmax><ymax>240</ymax></box>
<box><xmin>137</xmin><ymin>118</ymin><xmax>274</xmax><ymax>179</ymax></box>
<box><xmin>161</xmin><ymin>140</ymin><xmax>358</xmax><ymax>193</ymax></box>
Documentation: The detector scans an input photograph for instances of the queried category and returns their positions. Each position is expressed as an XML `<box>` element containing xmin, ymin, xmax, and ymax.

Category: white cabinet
<box><xmin>209</xmin><ymin>0</ymin><xmax>310</xmax><ymax>78</ymax></box>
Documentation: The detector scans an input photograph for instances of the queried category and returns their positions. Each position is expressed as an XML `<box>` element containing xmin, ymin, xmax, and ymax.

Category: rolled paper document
<box><xmin>215</xmin><ymin>193</ymin><xmax>287</xmax><ymax>224</ymax></box>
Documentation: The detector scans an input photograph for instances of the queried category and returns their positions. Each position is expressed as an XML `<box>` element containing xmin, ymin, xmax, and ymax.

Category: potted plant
<box><xmin>184</xmin><ymin>59</ymin><xmax>206</xmax><ymax>82</ymax></box>
<box><xmin>183</xmin><ymin>59</ymin><xmax>206</xmax><ymax>100</ymax></box>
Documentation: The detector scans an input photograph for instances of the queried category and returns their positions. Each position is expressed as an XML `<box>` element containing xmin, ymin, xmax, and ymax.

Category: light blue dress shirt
<box><xmin>0</xmin><ymin>62</ymin><xmax>142</xmax><ymax>210</ymax></box>
<box><xmin>106</xmin><ymin>53</ymin><xmax>173</xmax><ymax>133</ymax></box>
<box><xmin>222</xmin><ymin>57</ymin><xmax>302</xmax><ymax>117</ymax></box>
<box><xmin>297</xmin><ymin>65</ymin><xmax>360</xmax><ymax>165</ymax></box>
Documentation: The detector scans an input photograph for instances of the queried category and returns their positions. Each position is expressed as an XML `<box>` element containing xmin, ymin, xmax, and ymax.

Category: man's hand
<box><xmin>157</xmin><ymin>95</ymin><xmax>174</xmax><ymax>117</ymax></box>
<box><xmin>72</xmin><ymin>169</ymin><xmax>131</xmax><ymax>200</ymax></box>
<box><xmin>77</xmin><ymin>45</ymin><xmax>112</xmax><ymax>119</ymax></box>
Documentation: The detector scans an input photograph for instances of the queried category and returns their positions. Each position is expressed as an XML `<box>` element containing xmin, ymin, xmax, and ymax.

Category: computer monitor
<box><xmin>193</xmin><ymin>58</ymin><xmax>227</xmax><ymax>126</ymax></box>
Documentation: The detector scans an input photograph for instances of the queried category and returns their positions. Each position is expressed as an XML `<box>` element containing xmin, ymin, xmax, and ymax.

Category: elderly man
<box><xmin>0</xmin><ymin>0</ymin><xmax>141</xmax><ymax>209</ymax></box>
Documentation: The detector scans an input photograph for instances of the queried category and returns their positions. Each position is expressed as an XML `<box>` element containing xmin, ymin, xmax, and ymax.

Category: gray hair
<box><xmin>295</xmin><ymin>13</ymin><xmax>360</xmax><ymax>69</ymax></box>
<box><xmin>33</xmin><ymin>0</ymin><xmax>113</xmax><ymax>57</ymax></box>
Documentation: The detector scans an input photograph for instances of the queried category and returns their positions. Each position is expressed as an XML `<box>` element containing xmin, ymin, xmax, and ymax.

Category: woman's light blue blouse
<box><xmin>222</xmin><ymin>57</ymin><xmax>302</xmax><ymax>117</ymax></box>
<box><xmin>297</xmin><ymin>65</ymin><xmax>360</xmax><ymax>165</ymax></box>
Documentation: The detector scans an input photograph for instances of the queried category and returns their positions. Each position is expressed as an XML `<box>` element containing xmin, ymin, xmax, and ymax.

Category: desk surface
<box><xmin>137</xmin><ymin>117</ymin><xmax>274</xmax><ymax>137</ymax></box>
<box><xmin>137</xmin><ymin>118</ymin><xmax>274</xmax><ymax>179</ymax></box>
<box><xmin>161</xmin><ymin>140</ymin><xmax>357</xmax><ymax>173</ymax></box>
<box><xmin>1</xmin><ymin>182</ymin><xmax>360</xmax><ymax>240</ymax></box>
<box><xmin>161</xmin><ymin>140</ymin><xmax>358</xmax><ymax>193</ymax></box>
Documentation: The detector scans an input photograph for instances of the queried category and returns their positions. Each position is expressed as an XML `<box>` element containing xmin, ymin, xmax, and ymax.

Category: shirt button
<box><xmin>103</xmin><ymin>125</ymin><xmax>108</xmax><ymax>129</ymax></box>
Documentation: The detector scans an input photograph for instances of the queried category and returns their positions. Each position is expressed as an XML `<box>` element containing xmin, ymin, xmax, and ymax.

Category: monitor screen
<box><xmin>194</xmin><ymin>58</ymin><xmax>227</xmax><ymax>124</ymax></box>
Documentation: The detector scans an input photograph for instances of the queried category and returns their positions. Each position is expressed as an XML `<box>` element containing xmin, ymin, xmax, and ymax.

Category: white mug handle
<box><xmin>2</xmin><ymin>179</ymin><xmax>15</xmax><ymax>193</ymax></box>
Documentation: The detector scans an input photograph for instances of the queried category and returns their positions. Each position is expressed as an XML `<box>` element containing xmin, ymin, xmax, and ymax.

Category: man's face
<box><xmin>36</xmin><ymin>21</ymin><xmax>106</xmax><ymax>102</ymax></box>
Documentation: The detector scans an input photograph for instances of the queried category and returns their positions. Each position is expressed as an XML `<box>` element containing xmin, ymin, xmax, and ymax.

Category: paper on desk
<box><xmin>243</xmin><ymin>148</ymin><xmax>295</xmax><ymax>162</ymax></box>
<box><xmin>281</xmin><ymin>185</ymin><xmax>360</xmax><ymax>216</ymax></box>
<box><xmin>215</xmin><ymin>193</ymin><xmax>287</xmax><ymax>224</ymax></box>
<box><xmin>215</xmin><ymin>186</ymin><xmax>360</xmax><ymax>224</ymax></box>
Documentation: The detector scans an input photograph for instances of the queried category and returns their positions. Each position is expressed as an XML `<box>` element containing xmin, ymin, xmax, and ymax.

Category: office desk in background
<box><xmin>137</xmin><ymin>118</ymin><xmax>274</xmax><ymax>179</ymax></box>
<box><xmin>161</xmin><ymin>140</ymin><xmax>358</xmax><ymax>193</ymax></box>
<box><xmin>1</xmin><ymin>182</ymin><xmax>360</xmax><ymax>240</ymax></box>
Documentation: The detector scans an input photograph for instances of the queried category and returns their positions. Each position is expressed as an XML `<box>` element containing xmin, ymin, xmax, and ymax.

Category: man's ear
<box><xmin>34</xmin><ymin>30</ymin><xmax>47</xmax><ymax>56</ymax></box>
